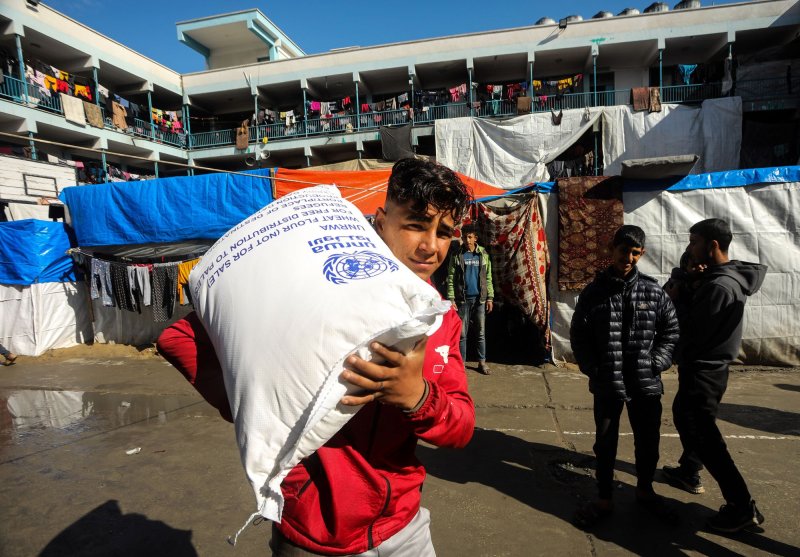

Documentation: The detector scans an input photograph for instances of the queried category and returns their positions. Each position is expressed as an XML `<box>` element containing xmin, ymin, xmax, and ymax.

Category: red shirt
<box><xmin>157</xmin><ymin>306</ymin><xmax>474</xmax><ymax>555</ymax></box>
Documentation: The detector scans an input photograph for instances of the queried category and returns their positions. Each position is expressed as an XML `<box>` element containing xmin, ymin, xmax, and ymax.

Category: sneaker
<box><xmin>707</xmin><ymin>500</ymin><xmax>765</xmax><ymax>533</ymax></box>
<box><xmin>662</xmin><ymin>465</ymin><xmax>705</xmax><ymax>494</ymax></box>
<box><xmin>478</xmin><ymin>361</ymin><xmax>491</xmax><ymax>375</ymax></box>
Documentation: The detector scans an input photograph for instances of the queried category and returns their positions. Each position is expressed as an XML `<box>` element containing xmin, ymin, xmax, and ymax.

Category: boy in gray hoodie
<box><xmin>662</xmin><ymin>218</ymin><xmax>767</xmax><ymax>533</ymax></box>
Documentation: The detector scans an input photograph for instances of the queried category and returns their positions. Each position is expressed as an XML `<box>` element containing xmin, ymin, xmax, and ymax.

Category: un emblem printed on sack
<box><xmin>323</xmin><ymin>251</ymin><xmax>399</xmax><ymax>285</ymax></box>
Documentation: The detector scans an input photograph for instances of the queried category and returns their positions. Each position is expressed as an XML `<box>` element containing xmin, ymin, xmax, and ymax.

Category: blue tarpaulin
<box><xmin>0</xmin><ymin>220</ymin><xmax>77</xmax><ymax>284</ymax></box>
<box><xmin>58</xmin><ymin>169</ymin><xmax>274</xmax><ymax>247</ymax></box>
<box><xmin>528</xmin><ymin>166</ymin><xmax>800</xmax><ymax>194</ymax></box>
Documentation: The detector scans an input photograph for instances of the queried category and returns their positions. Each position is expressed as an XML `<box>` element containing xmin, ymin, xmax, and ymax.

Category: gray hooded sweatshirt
<box><xmin>677</xmin><ymin>260</ymin><xmax>767</xmax><ymax>371</ymax></box>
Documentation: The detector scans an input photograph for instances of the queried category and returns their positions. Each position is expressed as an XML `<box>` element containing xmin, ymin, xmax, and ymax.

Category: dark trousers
<box><xmin>672</xmin><ymin>365</ymin><xmax>752</xmax><ymax>507</ymax></box>
<box><xmin>457</xmin><ymin>296</ymin><xmax>486</xmax><ymax>362</ymax></box>
<box><xmin>593</xmin><ymin>394</ymin><xmax>662</xmax><ymax>500</ymax></box>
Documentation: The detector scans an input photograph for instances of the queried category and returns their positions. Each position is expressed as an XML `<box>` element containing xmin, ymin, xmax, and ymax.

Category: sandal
<box><xmin>573</xmin><ymin>501</ymin><xmax>613</xmax><ymax>529</ymax></box>
<box><xmin>4</xmin><ymin>353</ymin><xmax>17</xmax><ymax>366</ymax></box>
<box><xmin>637</xmin><ymin>493</ymin><xmax>681</xmax><ymax>526</ymax></box>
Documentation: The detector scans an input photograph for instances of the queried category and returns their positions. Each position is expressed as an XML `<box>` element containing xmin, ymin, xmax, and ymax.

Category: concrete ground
<box><xmin>1</xmin><ymin>348</ymin><xmax>798</xmax><ymax>557</ymax></box>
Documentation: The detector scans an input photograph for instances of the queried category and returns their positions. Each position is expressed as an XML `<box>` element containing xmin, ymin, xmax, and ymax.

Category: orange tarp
<box><xmin>273</xmin><ymin>168</ymin><xmax>509</xmax><ymax>215</ymax></box>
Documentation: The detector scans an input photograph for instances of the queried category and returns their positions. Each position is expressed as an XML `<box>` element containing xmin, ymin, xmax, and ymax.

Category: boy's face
<box><xmin>464</xmin><ymin>232</ymin><xmax>478</xmax><ymax>251</ymax></box>
<box><xmin>610</xmin><ymin>243</ymin><xmax>644</xmax><ymax>277</ymax></box>
<box><xmin>375</xmin><ymin>199</ymin><xmax>455</xmax><ymax>281</ymax></box>
<box><xmin>686</xmin><ymin>233</ymin><xmax>710</xmax><ymax>268</ymax></box>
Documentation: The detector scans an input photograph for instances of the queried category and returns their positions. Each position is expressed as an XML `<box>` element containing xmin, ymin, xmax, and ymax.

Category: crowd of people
<box><xmin>152</xmin><ymin>158</ymin><xmax>766</xmax><ymax>555</ymax></box>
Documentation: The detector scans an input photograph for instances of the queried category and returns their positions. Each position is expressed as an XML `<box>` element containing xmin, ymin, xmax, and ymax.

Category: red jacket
<box><xmin>157</xmin><ymin>307</ymin><xmax>474</xmax><ymax>555</ymax></box>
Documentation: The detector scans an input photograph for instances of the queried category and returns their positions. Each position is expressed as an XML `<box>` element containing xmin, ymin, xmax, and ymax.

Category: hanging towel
<box><xmin>152</xmin><ymin>262</ymin><xmax>178</xmax><ymax>322</ymax></box>
<box><xmin>235</xmin><ymin>119</ymin><xmax>249</xmax><ymax>150</ymax></box>
<box><xmin>111</xmin><ymin>101</ymin><xmax>128</xmax><ymax>130</ymax></box>
<box><xmin>60</xmin><ymin>93</ymin><xmax>86</xmax><ymax>126</ymax></box>
<box><xmin>83</xmin><ymin>101</ymin><xmax>104</xmax><ymax>128</ymax></box>
<box><xmin>517</xmin><ymin>96</ymin><xmax>532</xmax><ymax>115</ymax></box>
<box><xmin>631</xmin><ymin>87</ymin><xmax>650</xmax><ymax>111</ymax></box>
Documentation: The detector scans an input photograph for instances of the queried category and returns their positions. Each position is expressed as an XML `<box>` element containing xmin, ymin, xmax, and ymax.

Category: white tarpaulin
<box><xmin>549</xmin><ymin>181</ymin><xmax>800</xmax><ymax>366</ymax></box>
<box><xmin>90</xmin><ymin>299</ymin><xmax>192</xmax><ymax>345</ymax></box>
<box><xmin>602</xmin><ymin>97</ymin><xmax>742</xmax><ymax>177</ymax></box>
<box><xmin>435</xmin><ymin>108</ymin><xmax>603</xmax><ymax>188</ymax></box>
<box><xmin>0</xmin><ymin>282</ymin><xmax>92</xmax><ymax>356</ymax></box>
<box><xmin>436</xmin><ymin>98</ymin><xmax>741</xmax><ymax>188</ymax></box>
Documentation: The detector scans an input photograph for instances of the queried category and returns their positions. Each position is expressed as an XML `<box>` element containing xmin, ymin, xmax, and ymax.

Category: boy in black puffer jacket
<box><xmin>570</xmin><ymin>225</ymin><xmax>680</xmax><ymax>528</ymax></box>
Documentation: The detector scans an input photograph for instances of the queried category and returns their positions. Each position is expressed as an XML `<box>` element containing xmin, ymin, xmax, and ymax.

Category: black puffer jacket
<box><xmin>570</xmin><ymin>267</ymin><xmax>680</xmax><ymax>399</ymax></box>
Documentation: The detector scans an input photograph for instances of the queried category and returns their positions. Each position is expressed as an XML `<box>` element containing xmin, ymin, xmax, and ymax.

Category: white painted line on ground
<box><xmin>491</xmin><ymin>428</ymin><xmax>799</xmax><ymax>440</ymax></box>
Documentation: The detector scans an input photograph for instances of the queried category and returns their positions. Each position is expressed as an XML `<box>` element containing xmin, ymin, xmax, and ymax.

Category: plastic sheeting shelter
<box><xmin>545</xmin><ymin>166</ymin><xmax>800</xmax><ymax>367</ymax></box>
<box><xmin>0</xmin><ymin>221</ymin><xmax>92</xmax><ymax>355</ymax></box>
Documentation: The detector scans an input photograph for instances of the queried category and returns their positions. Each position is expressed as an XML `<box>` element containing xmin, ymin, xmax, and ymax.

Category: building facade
<box><xmin>1</xmin><ymin>0</ymin><xmax>798</xmax><ymax>183</ymax></box>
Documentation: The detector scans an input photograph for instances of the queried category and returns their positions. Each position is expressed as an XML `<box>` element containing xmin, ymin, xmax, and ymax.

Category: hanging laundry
<box><xmin>517</xmin><ymin>96</ymin><xmax>532</xmax><ymax>115</ymax></box>
<box><xmin>111</xmin><ymin>101</ymin><xmax>128</xmax><ymax>130</ymax></box>
<box><xmin>126</xmin><ymin>266</ymin><xmax>141</xmax><ymax>313</ymax></box>
<box><xmin>135</xmin><ymin>265</ymin><xmax>152</xmax><ymax>307</ymax></box>
<box><xmin>56</xmin><ymin>79</ymin><xmax>70</xmax><ymax>93</ymax></box>
<box><xmin>309</xmin><ymin>101</ymin><xmax>321</xmax><ymax>112</ymax></box>
<box><xmin>492</xmin><ymin>85</ymin><xmax>503</xmax><ymax>99</ymax></box>
<box><xmin>551</xmin><ymin>109</ymin><xmax>563</xmax><ymax>125</ymax></box>
<box><xmin>631</xmin><ymin>87</ymin><xmax>650</xmax><ymax>111</ymax></box>
<box><xmin>397</xmin><ymin>92</ymin><xmax>409</xmax><ymax>104</ymax></box>
<box><xmin>90</xmin><ymin>258</ymin><xmax>115</xmax><ymax>307</ymax></box>
<box><xmin>43</xmin><ymin>75</ymin><xmax>58</xmax><ymax>93</ymax></box>
<box><xmin>152</xmin><ymin>262</ymin><xmax>178</xmax><ymax>322</ymax></box>
<box><xmin>60</xmin><ymin>93</ymin><xmax>86</xmax><ymax>126</ymax></box>
<box><xmin>83</xmin><ymin>101</ymin><xmax>104</xmax><ymax>128</ymax></box>
<box><xmin>74</xmin><ymin>84</ymin><xmax>92</xmax><ymax>100</ymax></box>
<box><xmin>110</xmin><ymin>262</ymin><xmax>135</xmax><ymax>311</ymax></box>
<box><xmin>648</xmin><ymin>87</ymin><xmax>662</xmax><ymax>113</ymax></box>
<box><xmin>678</xmin><ymin>64</ymin><xmax>698</xmax><ymax>85</ymax></box>
<box><xmin>97</xmin><ymin>84</ymin><xmax>109</xmax><ymax>98</ymax></box>
<box><xmin>557</xmin><ymin>77</ymin><xmax>573</xmax><ymax>91</ymax></box>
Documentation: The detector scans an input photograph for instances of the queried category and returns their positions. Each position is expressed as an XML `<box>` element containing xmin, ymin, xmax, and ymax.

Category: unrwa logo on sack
<box><xmin>323</xmin><ymin>251</ymin><xmax>399</xmax><ymax>284</ymax></box>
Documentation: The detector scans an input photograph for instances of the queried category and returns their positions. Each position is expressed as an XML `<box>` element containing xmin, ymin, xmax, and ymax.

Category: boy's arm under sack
<box><xmin>650</xmin><ymin>290</ymin><xmax>681</xmax><ymax>372</ymax></box>
<box><xmin>157</xmin><ymin>312</ymin><xmax>233</xmax><ymax>422</ymax></box>
<box><xmin>405</xmin><ymin>308</ymin><xmax>475</xmax><ymax>449</ymax></box>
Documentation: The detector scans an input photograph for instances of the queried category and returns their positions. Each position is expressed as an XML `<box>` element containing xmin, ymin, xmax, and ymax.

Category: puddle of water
<box><xmin>0</xmin><ymin>388</ymin><xmax>218</xmax><ymax>456</ymax></box>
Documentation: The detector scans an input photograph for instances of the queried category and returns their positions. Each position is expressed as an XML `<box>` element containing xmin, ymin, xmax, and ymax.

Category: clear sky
<box><xmin>44</xmin><ymin>0</ymin><xmax>741</xmax><ymax>73</ymax></box>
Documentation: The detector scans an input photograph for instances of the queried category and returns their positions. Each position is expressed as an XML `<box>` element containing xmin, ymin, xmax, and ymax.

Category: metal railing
<box><xmin>3</xmin><ymin>71</ymin><xmax>796</xmax><ymax>152</ymax></box>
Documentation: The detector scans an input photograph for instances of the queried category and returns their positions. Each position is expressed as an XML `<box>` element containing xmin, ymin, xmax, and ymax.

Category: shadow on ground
<box><xmin>39</xmin><ymin>500</ymin><xmax>197</xmax><ymax>557</ymax></box>
<box><xmin>718</xmin><ymin>402</ymin><xmax>800</xmax><ymax>436</ymax></box>
<box><xmin>418</xmin><ymin>427</ymin><xmax>800</xmax><ymax>556</ymax></box>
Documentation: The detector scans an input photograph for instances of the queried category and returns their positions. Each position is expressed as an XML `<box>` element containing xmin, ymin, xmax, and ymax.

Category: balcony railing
<box><xmin>3</xmin><ymin>72</ymin><xmax>797</xmax><ymax>154</ymax></box>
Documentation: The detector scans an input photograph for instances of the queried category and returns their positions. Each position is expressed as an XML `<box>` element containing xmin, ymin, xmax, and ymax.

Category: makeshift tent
<box><xmin>435</xmin><ymin>97</ymin><xmax>741</xmax><ymax>187</ymax></box>
<box><xmin>544</xmin><ymin>166</ymin><xmax>800</xmax><ymax>367</ymax></box>
<box><xmin>0</xmin><ymin>220</ymin><xmax>92</xmax><ymax>355</ymax></box>
<box><xmin>273</xmin><ymin>168</ymin><xmax>509</xmax><ymax>215</ymax></box>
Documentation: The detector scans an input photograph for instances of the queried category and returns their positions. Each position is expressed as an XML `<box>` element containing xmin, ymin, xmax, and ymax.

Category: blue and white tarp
<box><xmin>59</xmin><ymin>169</ymin><xmax>274</xmax><ymax>247</ymax></box>
<box><xmin>0</xmin><ymin>220</ymin><xmax>77</xmax><ymax>285</ymax></box>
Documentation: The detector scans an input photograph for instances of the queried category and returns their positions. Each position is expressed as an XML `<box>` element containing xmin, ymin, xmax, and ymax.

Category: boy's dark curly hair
<box><xmin>387</xmin><ymin>158</ymin><xmax>471</xmax><ymax>219</ymax></box>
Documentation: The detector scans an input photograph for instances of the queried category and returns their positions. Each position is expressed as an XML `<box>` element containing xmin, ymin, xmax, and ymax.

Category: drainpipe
<box><xmin>101</xmin><ymin>150</ymin><xmax>107</xmax><ymax>183</ymax></box>
<box><xmin>147</xmin><ymin>90</ymin><xmax>155</xmax><ymax>140</ymax></box>
<box><xmin>92</xmin><ymin>67</ymin><xmax>100</xmax><ymax>106</ymax></box>
<box><xmin>593</xmin><ymin>54</ymin><xmax>598</xmax><ymax>107</ymax></box>
<box><xmin>27</xmin><ymin>131</ymin><xmax>37</xmax><ymax>160</ymax></box>
<box><xmin>14</xmin><ymin>34</ymin><xmax>28</xmax><ymax>104</ymax></box>
<box><xmin>659</xmin><ymin>49</ymin><xmax>663</xmax><ymax>97</ymax></box>
<box><xmin>154</xmin><ymin>161</ymin><xmax>159</xmax><ymax>178</ymax></box>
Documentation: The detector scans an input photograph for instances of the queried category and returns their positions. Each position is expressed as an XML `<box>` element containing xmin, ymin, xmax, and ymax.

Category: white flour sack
<box><xmin>189</xmin><ymin>185</ymin><xmax>449</xmax><ymax>523</ymax></box>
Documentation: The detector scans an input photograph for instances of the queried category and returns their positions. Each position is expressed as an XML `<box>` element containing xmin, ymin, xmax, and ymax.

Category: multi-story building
<box><xmin>1</xmin><ymin>0</ymin><xmax>798</xmax><ymax>182</ymax></box>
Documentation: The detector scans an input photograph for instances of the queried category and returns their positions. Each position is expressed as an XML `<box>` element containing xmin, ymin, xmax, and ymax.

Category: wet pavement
<box><xmin>0</xmin><ymin>354</ymin><xmax>798</xmax><ymax>556</ymax></box>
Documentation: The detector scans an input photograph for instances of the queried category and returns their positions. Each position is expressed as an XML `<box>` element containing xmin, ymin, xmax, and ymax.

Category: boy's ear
<box><xmin>374</xmin><ymin>207</ymin><xmax>386</xmax><ymax>234</ymax></box>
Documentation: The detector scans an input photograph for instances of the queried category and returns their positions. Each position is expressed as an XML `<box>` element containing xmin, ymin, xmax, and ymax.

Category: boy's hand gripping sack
<box><xmin>189</xmin><ymin>185</ymin><xmax>450</xmax><ymax>523</ymax></box>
